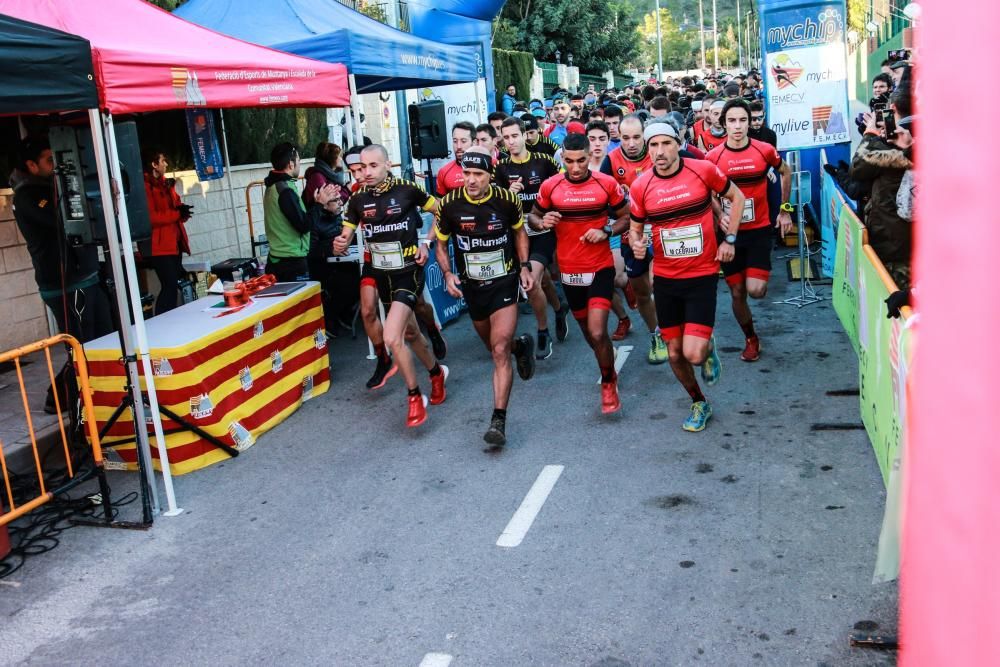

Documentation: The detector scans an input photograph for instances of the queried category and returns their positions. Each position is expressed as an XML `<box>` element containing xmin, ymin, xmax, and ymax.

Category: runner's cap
<box><xmin>344</xmin><ymin>153</ymin><xmax>362</xmax><ymax>166</ymax></box>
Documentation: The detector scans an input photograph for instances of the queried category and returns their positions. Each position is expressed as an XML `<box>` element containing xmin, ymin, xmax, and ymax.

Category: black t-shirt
<box><xmin>526</xmin><ymin>136</ymin><xmax>559</xmax><ymax>157</ymax></box>
<box><xmin>749</xmin><ymin>126</ymin><xmax>778</xmax><ymax>148</ymax></box>
<box><xmin>345</xmin><ymin>177</ymin><xmax>434</xmax><ymax>273</ymax></box>
<box><xmin>435</xmin><ymin>185</ymin><xmax>524</xmax><ymax>286</ymax></box>
<box><xmin>494</xmin><ymin>152</ymin><xmax>561</xmax><ymax>236</ymax></box>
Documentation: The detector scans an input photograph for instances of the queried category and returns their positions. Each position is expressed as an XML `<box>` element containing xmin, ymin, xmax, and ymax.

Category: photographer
<box><xmin>142</xmin><ymin>148</ymin><xmax>191</xmax><ymax>314</ymax></box>
<box><xmin>849</xmin><ymin>84</ymin><xmax>915</xmax><ymax>289</ymax></box>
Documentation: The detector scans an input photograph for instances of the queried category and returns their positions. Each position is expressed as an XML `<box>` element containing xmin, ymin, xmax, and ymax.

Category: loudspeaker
<box><xmin>49</xmin><ymin>121</ymin><xmax>151</xmax><ymax>246</ymax></box>
<box><xmin>408</xmin><ymin>101</ymin><xmax>450</xmax><ymax>160</ymax></box>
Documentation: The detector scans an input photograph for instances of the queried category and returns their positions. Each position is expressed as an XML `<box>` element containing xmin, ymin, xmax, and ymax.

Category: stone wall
<box><xmin>0</xmin><ymin>191</ymin><xmax>51</xmax><ymax>351</ymax></box>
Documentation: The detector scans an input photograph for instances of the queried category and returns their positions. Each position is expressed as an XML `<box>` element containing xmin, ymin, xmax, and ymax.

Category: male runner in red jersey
<box><xmin>695</xmin><ymin>98</ymin><xmax>728</xmax><ymax>152</ymax></box>
<box><xmin>599</xmin><ymin>115</ymin><xmax>666</xmax><ymax>365</ymax></box>
<box><xmin>531</xmin><ymin>132</ymin><xmax>631</xmax><ymax>414</ymax></box>
<box><xmin>436</xmin><ymin>122</ymin><xmax>477</xmax><ymax>196</ymax></box>
<box><xmin>628</xmin><ymin>120</ymin><xmax>745</xmax><ymax>432</ymax></box>
<box><xmin>706</xmin><ymin>99</ymin><xmax>793</xmax><ymax>361</ymax></box>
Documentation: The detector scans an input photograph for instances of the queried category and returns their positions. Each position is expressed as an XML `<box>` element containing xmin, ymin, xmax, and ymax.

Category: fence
<box><xmin>0</xmin><ymin>335</ymin><xmax>115</xmax><ymax>531</ymax></box>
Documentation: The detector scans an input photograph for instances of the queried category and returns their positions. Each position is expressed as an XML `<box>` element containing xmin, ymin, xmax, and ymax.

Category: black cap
<box><xmin>889</xmin><ymin>60</ymin><xmax>910</xmax><ymax>70</ymax></box>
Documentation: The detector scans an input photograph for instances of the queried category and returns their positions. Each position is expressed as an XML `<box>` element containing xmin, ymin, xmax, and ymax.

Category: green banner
<box><xmin>832</xmin><ymin>206</ymin><xmax>863</xmax><ymax>354</ymax></box>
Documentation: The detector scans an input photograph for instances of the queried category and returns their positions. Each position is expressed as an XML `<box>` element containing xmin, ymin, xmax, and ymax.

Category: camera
<box><xmin>887</xmin><ymin>49</ymin><xmax>910</xmax><ymax>62</ymax></box>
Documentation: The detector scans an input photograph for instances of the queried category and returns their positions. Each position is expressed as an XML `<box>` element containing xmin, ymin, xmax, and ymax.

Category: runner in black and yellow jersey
<box><xmin>495</xmin><ymin>117</ymin><xmax>569</xmax><ymax>359</ymax></box>
<box><xmin>335</xmin><ymin>144</ymin><xmax>448</xmax><ymax>429</ymax></box>
<box><xmin>436</xmin><ymin>149</ymin><xmax>536</xmax><ymax>446</ymax></box>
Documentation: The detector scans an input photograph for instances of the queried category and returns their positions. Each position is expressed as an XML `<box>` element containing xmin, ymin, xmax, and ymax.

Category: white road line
<box><xmin>419</xmin><ymin>652</ymin><xmax>453</xmax><ymax>667</ymax></box>
<box><xmin>496</xmin><ymin>465</ymin><xmax>564</xmax><ymax>548</ymax></box>
<box><xmin>596</xmin><ymin>345</ymin><xmax>633</xmax><ymax>384</ymax></box>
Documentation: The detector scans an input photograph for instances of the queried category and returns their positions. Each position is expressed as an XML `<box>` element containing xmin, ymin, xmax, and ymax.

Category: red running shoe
<box><xmin>601</xmin><ymin>377</ymin><xmax>622</xmax><ymax>414</ymax></box>
<box><xmin>741</xmin><ymin>336</ymin><xmax>761</xmax><ymax>362</ymax></box>
<box><xmin>407</xmin><ymin>393</ymin><xmax>428</xmax><ymax>427</ymax></box>
<box><xmin>623</xmin><ymin>281</ymin><xmax>638</xmax><ymax>310</ymax></box>
<box><xmin>429</xmin><ymin>364</ymin><xmax>449</xmax><ymax>405</ymax></box>
<box><xmin>611</xmin><ymin>317</ymin><xmax>632</xmax><ymax>341</ymax></box>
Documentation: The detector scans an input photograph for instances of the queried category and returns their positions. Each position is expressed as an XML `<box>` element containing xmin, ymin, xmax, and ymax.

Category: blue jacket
<box><xmin>502</xmin><ymin>93</ymin><xmax>516</xmax><ymax>115</ymax></box>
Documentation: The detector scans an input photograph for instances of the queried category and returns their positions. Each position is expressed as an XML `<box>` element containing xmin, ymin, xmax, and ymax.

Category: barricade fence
<box><xmin>0</xmin><ymin>335</ymin><xmax>115</xmax><ymax>531</ymax></box>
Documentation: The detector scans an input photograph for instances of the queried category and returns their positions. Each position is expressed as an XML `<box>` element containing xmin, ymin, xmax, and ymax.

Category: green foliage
<box><xmin>145</xmin><ymin>0</ymin><xmax>188</xmax><ymax>9</ymax></box>
<box><xmin>846</xmin><ymin>0</ymin><xmax>868</xmax><ymax>36</ymax></box>
<box><xmin>493</xmin><ymin>49</ymin><xmax>535</xmax><ymax>106</ymax></box>
<box><xmin>497</xmin><ymin>0</ymin><xmax>641</xmax><ymax>72</ymax></box>
<box><xmin>637</xmin><ymin>8</ymin><xmax>697</xmax><ymax>70</ymax></box>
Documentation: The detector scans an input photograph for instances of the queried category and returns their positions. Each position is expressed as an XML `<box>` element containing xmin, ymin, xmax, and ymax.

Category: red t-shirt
<box><xmin>693</xmin><ymin>120</ymin><xmax>727</xmax><ymax>152</ymax></box>
<box><xmin>604</xmin><ymin>147</ymin><xmax>653</xmax><ymax>191</ymax></box>
<box><xmin>536</xmin><ymin>171</ymin><xmax>627</xmax><ymax>273</ymax></box>
<box><xmin>435</xmin><ymin>159</ymin><xmax>465</xmax><ymax>196</ymax></box>
<box><xmin>629</xmin><ymin>159</ymin><xmax>732</xmax><ymax>280</ymax></box>
<box><xmin>706</xmin><ymin>139</ymin><xmax>782</xmax><ymax>231</ymax></box>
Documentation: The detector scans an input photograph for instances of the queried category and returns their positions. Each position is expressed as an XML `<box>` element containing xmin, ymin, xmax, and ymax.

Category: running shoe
<box><xmin>623</xmin><ymin>281</ymin><xmax>638</xmax><ymax>310</ymax></box>
<box><xmin>406</xmin><ymin>393</ymin><xmax>429</xmax><ymax>428</ymax></box>
<box><xmin>554</xmin><ymin>306</ymin><xmax>570</xmax><ymax>342</ymax></box>
<box><xmin>429</xmin><ymin>364</ymin><xmax>449</xmax><ymax>405</ymax></box>
<box><xmin>600</xmin><ymin>377</ymin><xmax>622</xmax><ymax>414</ymax></box>
<box><xmin>741</xmin><ymin>335</ymin><xmax>761</xmax><ymax>362</ymax></box>
<box><xmin>513</xmin><ymin>335</ymin><xmax>536</xmax><ymax>380</ymax></box>
<box><xmin>701</xmin><ymin>336</ymin><xmax>721</xmax><ymax>386</ymax></box>
<box><xmin>536</xmin><ymin>330</ymin><xmax>553</xmax><ymax>360</ymax></box>
<box><xmin>682</xmin><ymin>401</ymin><xmax>713</xmax><ymax>432</ymax></box>
<box><xmin>427</xmin><ymin>325</ymin><xmax>447</xmax><ymax>360</ymax></box>
<box><xmin>611</xmin><ymin>317</ymin><xmax>632</xmax><ymax>341</ymax></box>
<box><xmin>648</xmin><ymin>332</ymin><xmax>668</xmax><ymax>365</ymax></box>
<box><xmin>366</xmin><ymin>356</ymin><xmax>397</xmax><ymax>390</ymax></box>
<box><xmin>483</xmin><ymin>416</ymin><xmax>507</xmax><ymax>446</ymax></box>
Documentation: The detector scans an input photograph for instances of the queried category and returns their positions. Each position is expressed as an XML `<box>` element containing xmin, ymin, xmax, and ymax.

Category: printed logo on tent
<box><xmin>314</xmin><ymin>329</ymin><xmax>327</xmax><ymax>350</ymax></box>
<box><xmin>271</xmin><ymin>350</ymin><xmax>283</xmax><ymax>374</ymax></box>
<box><xmin>239</xmin><ymin>366</ymin><xmax>253</xmax><ymax>392</ymax></box>
<box><xmin>302</xmin><ymin>374</ymin><xmax>314</xmax><ymax>401</ymax></box>
<box><xmin>171</xmin><ymin>67</ymin><xmax>206</xmax><ymax>107</ymax></box>
<box><xmin>228</xmin><ymin>421</ymin><xmax>255</xmax><ymax>451</ymax></box>
<box><xmin>190</xmin><ymin>393</ymin><xmax>214</xmax><ymax>419</ymax></box>
<box><xmin>153</xmin><ymin>358</ymin><xmax>173</xmax><ymax>376</ymax></box>
<box><xmin>253</xmin><ymin>321</ymin><xmax>265</xmax><ymax>338</ymax></box>
<box><xmin>770</xmin><ymin>54</ymin><xmax>804</xmax><ymax>89</ymax></box>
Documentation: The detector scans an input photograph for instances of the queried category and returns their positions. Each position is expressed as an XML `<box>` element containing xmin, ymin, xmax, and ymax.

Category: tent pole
<box><xmin>100</xmin><ymin>110</ymin><xmax>183</xmax><ymax>517</ymax></box>
<box><xmin>349</xmin><ymin>74</ymin><xmax>364</xmax><ymax>146</ymax></box>
<box><xmin>87</xmin><ymin>109</ymin><xmax>160</xmax><ymax>516</ymax></box>
<box><xmin>218</xmin><ymin>109</ymin><xmax>244</xmax><ymax>257</ymax></box>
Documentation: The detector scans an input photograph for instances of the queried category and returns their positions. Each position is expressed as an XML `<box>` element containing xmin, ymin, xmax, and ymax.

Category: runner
<box><xmin>705</xmin><ymin>99</ymin><xmax>793</xmax><ymax>361</ymax></box>
<box><xmin>600</xmin><ymin>115</ymin><xmax>667</xmax><ymax>365</ymax></box>
<box><xmin>436</xmin><ymin>121</ymin><xmax>477</xmax><ymax>197</ymax></box>
<box><xmin>531</xmin><ymin>132</ymin><xmax>631</xmax><ymax>414</ymax></box>
<box><xmin>495</xmin><ymin>117</ymin><xmax>569</xmax><ymax>359</ymax></box>
<box><xmin>436</xmin><ymin>149</ymin><xmax>536</xmax><ymax>446</ymax></box>
<box><xmin>696</xmin><ymin>99</ymin><xmax>728</xmax><ymax>152</ymax></box>
<box><xmin>628</xmin><ymin>121</ymin><xmax>745</xmax><ymax>432</ymax></box>
<box><xmin>475</xmin><ymin>123</ymin><xmax>501</xmax><ymax>161</ymax></box>
<box><xmin>335</xmin><ymin>144</ymin><xmax>448</xmax><ymax>428</ymax></box>
<box><xmin>524</xmin><ymin>115</ymin><xmax>559</xmax><ymax>157</ymax></box>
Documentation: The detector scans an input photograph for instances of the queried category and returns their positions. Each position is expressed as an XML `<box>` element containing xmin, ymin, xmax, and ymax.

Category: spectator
<box><xmin>748</xmin><ymin>101</ymin><xmax>777</xmax><ymax>147</ymax></box>
<box><xmin>871</xmin><ymin>73</ymin><xmax>893</xmax><ymax>104</ymax></box>
<box><xmin>142</xmin><ymin>148</ymin><xmax>192</xmax><ymax>314</ymax></box>
<box><xmin>849</xmin><ymin>84</ymin><xmax>915</xmax><ymax>289</ymax></box>
<box><xmin>502</xmin><ymin>84</ymin><xmax>517</xmax><ymax>115</ymax></box>
<box><xmin>303</xmin><ymin>142</ymin><xmax>349</xmax><ymax>207</ymax></box>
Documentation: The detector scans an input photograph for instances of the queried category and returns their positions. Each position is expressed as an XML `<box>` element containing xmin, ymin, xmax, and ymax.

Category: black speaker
<box><xmin>408</xmin><ymin>101</ymin><xmax>450</xmax><ymax>160</ymax></box>
<box><xmin>49</xmin><ymin>121</ymin><xmax>151</xmax><ymax>246</ymax></box>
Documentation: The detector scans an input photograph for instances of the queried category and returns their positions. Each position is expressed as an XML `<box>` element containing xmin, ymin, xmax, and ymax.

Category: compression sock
<box><xmin>408</xmin><ymin>386</ymin><xmax>421</xmax><ymax>397</ymax></box>
<box><xmin>429</xmin><ymin>363</ymin><xmax>442</xmax><ymax>377</ymax></box>
<box><xmin>740</xmin><ymin>320</ymin><xmax>756</xmax><ymax>339</ymax></box>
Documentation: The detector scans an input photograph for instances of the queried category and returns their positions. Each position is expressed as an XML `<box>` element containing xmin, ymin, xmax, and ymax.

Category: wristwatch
<box><xmin>780</xmin><ymin>202</ymin><xmax>795</xmax><ymax>213</ymax></box>
<box><xmin>602</xmin><ymin>224</ymin><xmax>613</xmax><ymax>235</ymax></box>
<box><xmin>724</xmin><ymin>233</ymin><xmax>737</xmax><ymax>244</ymax></box>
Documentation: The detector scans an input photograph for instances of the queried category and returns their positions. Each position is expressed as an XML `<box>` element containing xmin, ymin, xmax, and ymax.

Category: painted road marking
<box><xmin>497</xmin><ymin>465</ymin><xmax>564</xmax><ymax>548</ymax></box>
<box><xmin>419</xmin><ymin>652</ymin><xmax>453</xmax><ymax>667</ymax></box>
<box><xmin>596</xmin><ymin>345</ymin><xmax>633</xmax><ymax>384</ymax></box>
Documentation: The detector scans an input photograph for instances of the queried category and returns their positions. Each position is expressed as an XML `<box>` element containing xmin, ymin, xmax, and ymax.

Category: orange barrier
<box><xmin>0</xmin><ymin>335</ymin><xmax>114</xmax><ymax>529</ymax></box>
<box><xmin>862</xmin><ymin>244</ymin><xmax>913</xmax><ymax>321</ymax></box>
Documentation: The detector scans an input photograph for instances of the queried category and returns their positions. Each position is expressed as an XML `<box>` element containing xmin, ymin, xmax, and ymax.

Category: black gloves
<box><xmin>178</xmin><ymin>203</ymin><xmax>194</xmax><ymax>221</ymax></box>
<box><xmin>885</xmin><ymin>289</ymin><xmax>910</xmax><ymax>318</ymax></box>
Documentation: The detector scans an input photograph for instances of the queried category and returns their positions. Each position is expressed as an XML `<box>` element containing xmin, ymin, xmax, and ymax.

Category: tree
<box><xmin>636</xmin><ymin>8</ymin><xmax>698</xmax><ymax>71</ymax></box>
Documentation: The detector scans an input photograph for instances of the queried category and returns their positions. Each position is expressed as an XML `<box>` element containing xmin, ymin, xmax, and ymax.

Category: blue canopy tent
<box><xmin>173</xmin><ymin>0</ymin><xmax>480</xmax><ymax>95</ymax></box>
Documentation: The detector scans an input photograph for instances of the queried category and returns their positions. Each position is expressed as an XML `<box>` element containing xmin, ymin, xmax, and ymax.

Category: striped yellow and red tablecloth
<box><xmin>83</xmin><ymin>283</ymin><xmax>330</xmax><ymax>475</ymax></box>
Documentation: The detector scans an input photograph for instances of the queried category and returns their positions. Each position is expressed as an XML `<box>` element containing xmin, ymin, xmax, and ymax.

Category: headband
<box><xmin>344</xmin><ymin>153</ymin><xmax>362</xmax><ymax>166</ymax></box>
<box><xmin>710</xmin><ymin>100</ymin><xmax>726</xmax><ymax>110</ymax></box>
<box><xmin>643</xmin><ymin>121</ymin><xmax>679</xmax><ymax>143</ymax></box>
<box><xmin>461</xmin><ymin>151</ymin><xmax>493</xmax><ymax>174</ymax></box>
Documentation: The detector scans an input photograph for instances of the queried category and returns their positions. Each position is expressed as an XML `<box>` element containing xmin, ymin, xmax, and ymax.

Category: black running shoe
<box><xmin>513</xmin><ymin>334</ymin><xmax>536</xmax><ymax>381</ymax></box>
<box><xmin>366</xmin><ymin>356</ymin><xmax>397</xmax><ymax>390</ymax></box>
<box><xmin>427</xmin><ymin>325</ymin><xmax>447</xmax><ymax>360</ymax></box>
<box><xmin>554</xmin><ymin>306</ymin><xmax>569</xmax><ymax>342</ymax></box>
<box><xmin>536</xmin><ymin>331</ymin><xmax>553</xmax><ymax>360</ymax></box>
<box><xmin>483</xmin><ymin>416</ymin><xmax>507</xmax><ymax>446</ymax></box>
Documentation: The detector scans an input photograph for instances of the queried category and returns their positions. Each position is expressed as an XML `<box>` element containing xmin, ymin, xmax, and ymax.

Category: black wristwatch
<box><xmin>724</xmin><ymin>233</ymin><xmax>737</xmax><ymax>244</ymax></box>
<box><xmin>602</xmin><ymin>224</ymin><xmax>613</xmax><ymax>236</ymax></box>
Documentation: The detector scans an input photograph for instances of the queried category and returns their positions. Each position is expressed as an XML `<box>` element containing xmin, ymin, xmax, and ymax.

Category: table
<box><xmin>84</xmin><ymin>283</ymin><xmax>330</xmax><ymax>475</ymax></box>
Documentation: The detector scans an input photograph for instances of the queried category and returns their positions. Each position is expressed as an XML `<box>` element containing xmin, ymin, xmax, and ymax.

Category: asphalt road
<box><xmin>0</xmin><ymin>267</ymin><xmax>898</xmax><ymax>666</ymax></box>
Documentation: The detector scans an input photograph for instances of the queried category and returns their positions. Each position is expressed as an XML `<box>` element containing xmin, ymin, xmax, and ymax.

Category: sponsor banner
<box><xmin>763</xmin><ymin>3</ymin><xmax>851</xmax><ymax>151</ymax></box>
<box><xmin>423</xmin><ymin>242</ymin><xmax>467</xmax><ymax>325</ymax></box>
<box><xmin>819</xmin><ymin>168</ymin><xmax>847</xmax><ymax>278</ymax></box>
<box><xmin>832</xmin><ymin>204</ymin><xmax>863</xmax><ymax>354</ymax></box>
<box><xmin>184</xmin><ymin>108</ymin><xmax>225</xmax><ymax>181</ymax></box>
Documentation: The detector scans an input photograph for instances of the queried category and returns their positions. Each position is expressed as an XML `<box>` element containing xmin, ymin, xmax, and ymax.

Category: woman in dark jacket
<box><xmin>142</xmin><ymin>149</ymin><xmax>192</xmax><ymax>314</ymax></box>
<box><xmin>303</xmin><ymin>142</ymin><xmax>357</xmax><ymax>335</ymax></box>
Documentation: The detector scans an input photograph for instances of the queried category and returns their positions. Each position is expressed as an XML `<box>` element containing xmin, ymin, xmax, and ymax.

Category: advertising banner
<box><xmin>423</xmin><ymin>241</ymin><xmax>467</xmax><ymax>326</ymax></box>
<box><xmin>819</xmin><ymin>168</ymin><xmax>845</xmax><ymax>278</ymax></box>
<box><xmin>763</xmin><ymin>3</ymin><xmax>851</xmax><ymax>151</ymax></box>
<box><xmin>185</xmin><ymin>108</ymin><xmax>224</xmax><ymax>181</ymax></box>
<box><xmin>832</xmin><ymin>205</ymin><xmax>863</xmax><ymax>353</ymax></box>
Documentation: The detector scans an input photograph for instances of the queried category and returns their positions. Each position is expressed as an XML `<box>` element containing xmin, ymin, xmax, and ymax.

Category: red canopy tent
<box><xmin>0</xmin><ymin>0</ymin><xmax>350</xmax><ymax>112</ymax></box>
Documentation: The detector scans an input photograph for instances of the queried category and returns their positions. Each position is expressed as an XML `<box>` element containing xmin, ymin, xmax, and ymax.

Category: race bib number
<box><xmin>660</xmin><ymin>224</ymin><xmax>704</xmax><ymax>258</ymax></box>
<box><xmin>466</xmin><ymin>250</ymin><xmax>507</xmax><ymax>281</ymax></box>
<box><xmin>722</xmin><ymin>198</ymin><xmax>756</xmax><ymax>224</ymax></box>
<box><xmin>561</xmin><ymin>272</ymin><xmax>595</xmax><ymax>286</ymax></box>
<box><xmin>369</xmin><ymin>241</ymin><xmax>405</xmax><ymax>270</ymax></box>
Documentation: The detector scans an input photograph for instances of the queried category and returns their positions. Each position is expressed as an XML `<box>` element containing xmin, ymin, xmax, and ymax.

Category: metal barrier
<box><xmin>0</xmin><ymin>335</ymin><xmax>115</xmax><ymax>529</ymax></box>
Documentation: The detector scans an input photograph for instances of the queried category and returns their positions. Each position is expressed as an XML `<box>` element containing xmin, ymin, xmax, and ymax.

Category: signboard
<box><xmin>832</xmin><ymin>204</ymin><xmax>863</xmax><ymax>354</ymax></box>
<box><xmin>819</xmin><ymin>166</ymin><xmax>846</xmax><ymax>278</ymax></box>
<box><xmin>185</xmin><ymin>108</ymin><xmax>224</xmax><ymax>181</ymax></box>
<box><xmin>762</xmin><ymin>3</ymin><xmax>851</xmax><ymax>151</ymax></box>
<box><xmin>423</xmin><ymin>241</ymin><xmax>467</xmax><ymax>325</ymax></box>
